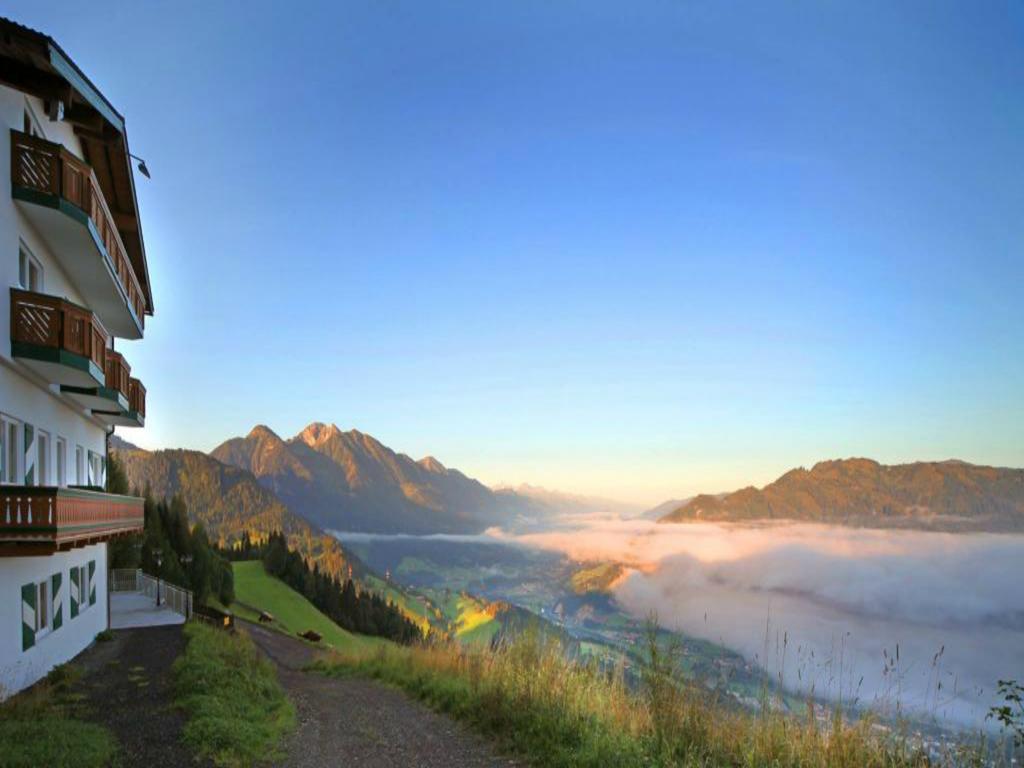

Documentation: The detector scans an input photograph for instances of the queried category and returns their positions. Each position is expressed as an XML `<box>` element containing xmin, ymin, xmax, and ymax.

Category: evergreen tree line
<box><xmin>223</xmin><ymin>532</ymin><xmax>421</xmax><ymax>645</ymax></box>
<box><xmin>107</xmin><ymin>451</ymin><xmax>235</xmax><ymax>606</ymax></box>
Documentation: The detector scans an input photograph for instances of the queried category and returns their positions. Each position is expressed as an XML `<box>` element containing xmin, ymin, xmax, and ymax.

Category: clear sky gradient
<box><xmin>10</xmin><ymin>2</ymin><xmax>1023</xmax><ymax>504</ymax></box>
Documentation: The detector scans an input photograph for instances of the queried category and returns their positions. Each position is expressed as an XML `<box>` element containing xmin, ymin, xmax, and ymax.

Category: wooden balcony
<box><xmin>10</xmin><ymin>288</ymin><xmax>107</xmax><ymax>388</ymax></box>
<box><xmin>10</xmin><ymin>130</ymin><xmax>145</xmax><ymax>339</ymax></box>
<box><xmin>0</xmin><ymin>486</ymin><xmax>144</xmax><ymax>555</ymax></box>
<box><xmin>129</xmin><ymin>378</ymin><xmax>146</xmax><ymax>421</ymax></box>
<box><xmin>93</xmin><ymin>374</ymin><xmax>145</xmax><ymax>428</ymax></box>
<box><xmin>105</xmin><ymin>350</ymin><xmax>131</xmax><ymax>399</ymax></box>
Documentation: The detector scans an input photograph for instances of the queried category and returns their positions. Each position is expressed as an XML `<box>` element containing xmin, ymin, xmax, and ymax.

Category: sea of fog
<box><xmin>334</xmin><ymin>520</ymin><xmax>1024</xmax><ymax>729</ymax></box>
<box><xmin>496</xmin><ymin>519</ymin><xmax>1024</xmax><ymax>729</ymax></box>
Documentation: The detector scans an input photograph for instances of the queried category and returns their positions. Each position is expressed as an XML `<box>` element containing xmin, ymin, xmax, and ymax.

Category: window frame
<box><xmin>35</xmin><ymin>579</ymin><xmax>51</xmax><ymax>638</ymax></box>
<box><xmin>55</xmin><ymin>437</ymin><xmax>66</xmax><ymax>487</ymax></box>
<box><xmin>36</xmin><ymin>429</ymin><xmax>50</xmax><ymax>486</ymax></box>
<box><xmin>0</xmin><ymin>414</ymin><xmax>23</xmax><ymax>485</ymax></box>
<box><xmin>87</xmin><ymin>450</ymin><xmax>104</xmax><ymax>487</ymax></box>
<box><xmin>75</xmin><ymin>445</ymin><xmax>85</xmax><ymax>486</ymax></box>
<box><xmin>17</xmin><ymin>243</ymin><xmax>43</xmax><ymax>293</ymax></box>
<box><xmin>75</xmin><ymin>564</ymin><xmax>91</xmax><ymax>614</ymax></box>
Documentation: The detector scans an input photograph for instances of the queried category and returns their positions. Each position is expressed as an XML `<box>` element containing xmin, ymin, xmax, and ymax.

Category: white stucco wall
<box><xmin>0</xmin><ymin>543</ymin><xmax>107</xmax><ymax>698</ymax></box>
<box><xmin>0</xmin><ymin>83</ymin><xmax>109</xmax><ymax>481</ymax></box>
<box><xmin>0</xmin><ymin>364</ymin><xmax>106</xmax><ymax>485</ymax></box>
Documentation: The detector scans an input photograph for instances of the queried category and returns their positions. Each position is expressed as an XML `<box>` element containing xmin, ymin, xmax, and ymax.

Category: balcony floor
<box><xmin>110</xmin><ymin>591</ymin><xmax>185</xmax><ymax>629</ymax></box>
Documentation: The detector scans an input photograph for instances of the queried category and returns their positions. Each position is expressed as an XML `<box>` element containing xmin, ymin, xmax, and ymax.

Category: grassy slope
<box><xmin>232</xmin><ymin>561</ymin><xmax>384</xmax><ymax>652</ymax></box>
<box><xmin>362</xmin><ymin>573</ymin><xmax>434</xmax><ymax>634</ymax></box>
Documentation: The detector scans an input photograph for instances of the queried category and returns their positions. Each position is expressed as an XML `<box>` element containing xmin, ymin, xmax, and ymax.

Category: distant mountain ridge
<box><xmin>113</xmin><ymin>443</ymin><xmax>354</xmax><ymax>578</ymax></box>
<box><xmin>211</xmin><ymin>422</ymin><xmax>546</xmax><ymax>534</ymax></box>
<box><xmin>658</xmin><ymin>458</ymin><xmax>1024</xmax><ymax>532</ymax></box>
<box><xmin>495</xmin><ymin>484</ymin><xmax>641</xmax><ymax>517</ymax></box>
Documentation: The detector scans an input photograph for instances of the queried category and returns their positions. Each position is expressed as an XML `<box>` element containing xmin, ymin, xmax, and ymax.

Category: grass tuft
<box><xmin>173</xmin><ymin>622</ymin><xmax>295</xmax><ymax>767</ymax></box>
<box><xmin>0</xmin><ymin>664</ymin><xmax>116</xmax><ymax>768</ymax></box>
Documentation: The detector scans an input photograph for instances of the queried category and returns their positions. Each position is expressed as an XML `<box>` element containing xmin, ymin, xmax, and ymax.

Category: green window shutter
<box><xmin>21</xmin><ymin>583</ymin><xmax>36</xmax><ymax>651</ymax></box>
<box><xmin>88</xmin><ymin>561</ymin><xmax>97</xmax><ymax>606</ymax></box>
<box><xmin>23</xmin><ymin>424</ymin><xmax>34</xmax><ymax>485</ymax></box>
<box><xmin>51</xmin><ymin>573</ymin><xmax>62</xmax><ymax>631</ymax></box>
<box><xmin>70</xmin><ymin>568</ymin><xmax>79</xmax><ymax>618</ymax></box>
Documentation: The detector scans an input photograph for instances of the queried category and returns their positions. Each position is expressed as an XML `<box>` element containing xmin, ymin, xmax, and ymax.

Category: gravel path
<box><xmin>244</xmin><ymin>623</ymin><xmax>519</xmax><ymax>768</ymax></box>
<box><xmin>73</xmin><ymin>625</ymin><xmax>210</xmax><ymax>768</ymax></box>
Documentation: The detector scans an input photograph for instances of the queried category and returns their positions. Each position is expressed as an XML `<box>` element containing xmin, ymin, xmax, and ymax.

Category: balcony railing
<box><xmin>128</xmin><ymin>377</ymin><xmax>146</xmax><ymax>418</ymax></box>
<box><xmin>10</xmin><ymin>130</ymin><xmax>145</xmax><ymax>329</ymax></box>
<box><xmin>0</xmin><ymin>486</ymin><xmax>144</xmax><ymax>552</ymax></box>
<box><xmin>11</xmin><ymin>288</ymin><xmax>107</xmax><ymax>374</ymax></box>
<box><xmin>104</xmin><ymin>349</ymin><xmax>130</xmax><ymax>399</ymax></box>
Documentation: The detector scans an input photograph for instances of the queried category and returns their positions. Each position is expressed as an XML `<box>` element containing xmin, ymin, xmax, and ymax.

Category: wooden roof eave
<box><xmin>0</xmin><ymin>17</ymin><xmax>154</xmax><ymax>316</ymax></box>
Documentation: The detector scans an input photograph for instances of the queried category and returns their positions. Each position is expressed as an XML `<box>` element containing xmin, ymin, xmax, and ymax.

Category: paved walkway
<box><xmin>110</xmin><ymin>591</ymin><xmax>185</xmax><ymax>629</ymax></box>
<box><xmin>244</xmin><ymin>623</ymin><xmax>519</xmax><ymax>768</ymax></box>
<box><xmin>73</xmin><ymin>625</ymin><xmax>210</xmax><ymax>768</ymax></box>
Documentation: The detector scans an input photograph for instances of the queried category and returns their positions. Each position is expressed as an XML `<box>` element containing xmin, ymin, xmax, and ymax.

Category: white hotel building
<box><xmin>0</xmin><ymin>18</ymin><xmax>152</xmax><ymax>695</ymax></box>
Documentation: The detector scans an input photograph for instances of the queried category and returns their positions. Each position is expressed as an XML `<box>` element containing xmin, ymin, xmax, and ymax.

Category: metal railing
<box><xmin>109</xmin><ymin>568</ymin><xmax>193</xmax><ymax>619</ymax></box>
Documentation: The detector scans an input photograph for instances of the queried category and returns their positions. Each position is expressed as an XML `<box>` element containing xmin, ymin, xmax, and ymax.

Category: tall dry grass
<box><xmin>312</xmin><ymin>623</ymin><xmax>1004</xmax><ymax>767</ymax></box>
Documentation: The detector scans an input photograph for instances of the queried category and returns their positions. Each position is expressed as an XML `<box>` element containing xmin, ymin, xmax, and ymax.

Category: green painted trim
<box><xmin>11</xmin><ymin>342</ymin><xmax>105</xmax><ymax>385</ymax></box>
<box><xmin>22</xmin><ymin>582</ymin><xmax>36</xmax><ymax>650</ymax></box>
<box><xmin>61</xmin><ymin>385</ymin><xmax>129</xmax><ymax>412</ymax></box>
<box><xmin>11</xmin><ymin>186</ymin><xmax>144</xmax><ymax>338</ymax></box>
<box><xmin>51</xmin><ymin>572</ymin><xmax>63</xmax><ymax>631</ymax></box>
<box><xmin>70</xmin><ymin>568</ymin><xmax>79</xmax><ymax>619</ymax></box>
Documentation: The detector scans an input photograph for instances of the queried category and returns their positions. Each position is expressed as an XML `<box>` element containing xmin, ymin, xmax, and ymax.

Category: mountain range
<box><xmin>658</xmin><ymin>458</ymin><xmax>1024</xmax><ymax>532</ymax></box>
<box><xmin>210</xmin><ymin>423</ymin><xmax>551</xmax><ymax>534</ymax></box>
<box><xmin>112</xmin><ymin>438</ymin><xmax>354</xmax><ymax>578</ymax></box>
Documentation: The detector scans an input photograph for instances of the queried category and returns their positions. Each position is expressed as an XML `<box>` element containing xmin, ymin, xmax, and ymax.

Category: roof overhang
<box><xmin>0</xmin><ymin>17</ymin><xmax>153</xmax><ymax>316</ymax></box>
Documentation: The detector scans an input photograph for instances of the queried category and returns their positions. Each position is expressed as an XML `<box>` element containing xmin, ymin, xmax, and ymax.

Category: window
<box><xmin>75</xmin><ymin>445</ymin><xmax>85</xmax><ymax>485</ymax></box>
<box><xmin>0</xmin><ymin>415</ymin><xmax>22</xmax><ymax>485</ymax></box>
<box><xmin>73</xmin><ymin>565</ymin><xmax>91</xmax><ymax>614</ymax></box>
<box><xmin>36</xmin><ymin>430</ymin><xmax>49</xmax><ymax>486</ymax></box>
<box><xmin>35</xmin><ymin>579</ymin><xmax>50</xmax><ymax>638</ymax></box>
<box><xmin>18</xmin><ymin>245</ymin><xmax>43</xmax><ymax>292</ymax></box>
<box><xmin>87</xmin><ymin>451</ymin><xmax>104</xmax><ymax>487</ymax></box>
<box><xmin>56</xmin><ymin>438</ymin><xmax>66</xmax><ymax>487</ymax></box>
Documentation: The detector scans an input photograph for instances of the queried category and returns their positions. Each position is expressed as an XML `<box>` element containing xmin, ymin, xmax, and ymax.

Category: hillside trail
<box><xmin>243</xmin><ymin>623</ymin><xmax>519</xmax><ymax>768</ymax></box>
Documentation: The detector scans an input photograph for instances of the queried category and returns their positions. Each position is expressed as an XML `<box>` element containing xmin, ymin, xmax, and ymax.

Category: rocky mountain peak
<box><xmin>418</xmin><ymin>456</ymin><xmax>447</xmax><ymax>474</ymax></box>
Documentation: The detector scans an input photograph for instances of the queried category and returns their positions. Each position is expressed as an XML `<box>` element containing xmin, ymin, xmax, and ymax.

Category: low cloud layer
<box><xmin>500</xmin><ymin>520</ymin><xmax>1024</xmax><ymax>728</ymax></box>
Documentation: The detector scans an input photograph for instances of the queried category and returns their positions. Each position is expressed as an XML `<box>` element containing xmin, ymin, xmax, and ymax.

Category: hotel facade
<box><xmin>0</xmin><ymin>18</ymin><xmax>152</xmax><ymax>696</ymax></box>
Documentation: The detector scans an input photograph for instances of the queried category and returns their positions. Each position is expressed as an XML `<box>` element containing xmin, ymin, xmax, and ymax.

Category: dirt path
<box><xmin>73</xmin><ymin>625</ymin><xmax>211</xmax><ymax>768</ymax></box>
<box><xmin>243</xmin><ymin>623</ymin><xmax>519</xmax><ymax>768</ymax></box>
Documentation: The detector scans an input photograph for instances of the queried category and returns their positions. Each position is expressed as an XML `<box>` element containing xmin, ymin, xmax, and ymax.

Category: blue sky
<box><xmin>11</xmin><ymin>2</ymin><xmax>1023</xmax><ymax>503</ymax></box>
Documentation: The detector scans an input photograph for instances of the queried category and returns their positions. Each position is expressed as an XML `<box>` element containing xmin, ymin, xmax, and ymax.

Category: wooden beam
<box><xmin>111</xmin><ymin>211</ymin><xmax>139</xmax><ymax>232</ymax></box>
<box><xmin>72</xmin><ymin>123</ymin><xmax>122</xmax><ymax>145</ymax></box>
<box><xmin>63</xmin><ymin>104</ymin><xmax>105</xmax><ymax>132</ymax></box>
<box><xmin>0</xmin><ymin>543</ymin><xmax>57</xmax><ymax>557</ymax></box>
<box><xmin>0</xmin><ymin>56</ymin><xmax>66</xmax><ymax>101</ymax></box>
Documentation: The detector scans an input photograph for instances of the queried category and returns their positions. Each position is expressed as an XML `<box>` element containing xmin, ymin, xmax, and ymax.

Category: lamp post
<box><xmin>180</xmin><ymin>554</ymin><xmax>193</xmax><ymax>619</ymax></box>
<box><xmin>154</xmin><ymin>548</ymin><xmax>162</xmax><ymax>608</ymax></box>
<box><xmin>129</xmin><ymin>153</ymin><xmax>151</xmax><ymax>179</ymax></box>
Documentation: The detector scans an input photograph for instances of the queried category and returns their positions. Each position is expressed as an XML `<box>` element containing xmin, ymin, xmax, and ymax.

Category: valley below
<box><xmin>335</xmin><ymin>519</ymin><xmax>1024</xmax><ymax>736</ymax></box>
